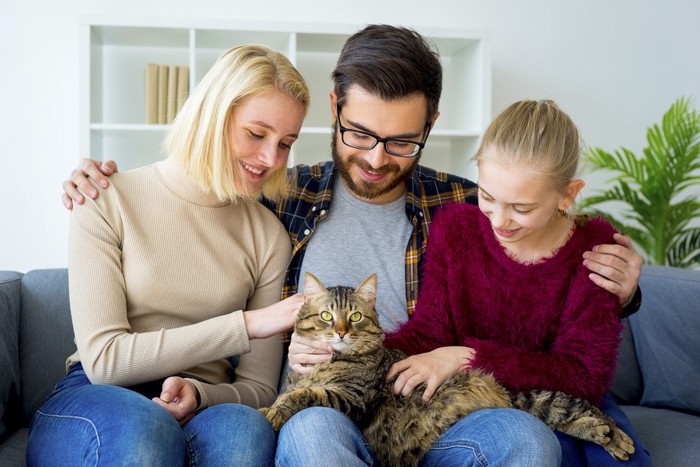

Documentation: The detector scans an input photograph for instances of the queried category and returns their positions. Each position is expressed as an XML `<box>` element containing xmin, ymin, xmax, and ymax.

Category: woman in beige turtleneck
<box><xmin>27</xmin><ymin>45</ymin><xmax>308</xmax><ymax>466</ymax></box>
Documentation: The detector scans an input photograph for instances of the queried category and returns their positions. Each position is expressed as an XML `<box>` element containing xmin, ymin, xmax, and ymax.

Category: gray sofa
<box><xmin>1</xmin><ymin>266</ymin><xmax>699</xmax><ymax>466</ymax></box>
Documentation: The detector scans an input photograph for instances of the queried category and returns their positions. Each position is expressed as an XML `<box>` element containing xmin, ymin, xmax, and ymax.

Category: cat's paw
<box><xmin>603</xmin><ymin>427</ymin><xmax>635</xmax><ymax>461</ymax></box>
<box><xmin>590</xmin><ymin>422</ymin><xmax>612</xmax><ymax>445</ymax></box>
<box><xmin>258</xmin><ymin>406</ymin><xmax>287</xmax><ymax>431</ymax></box>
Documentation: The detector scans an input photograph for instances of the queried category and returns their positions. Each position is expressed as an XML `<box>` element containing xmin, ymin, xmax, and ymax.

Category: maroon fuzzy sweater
<box><xmin>385</xmin><ymin>203</ymin><xmax>623</xmax><ymax>404</ymax></box>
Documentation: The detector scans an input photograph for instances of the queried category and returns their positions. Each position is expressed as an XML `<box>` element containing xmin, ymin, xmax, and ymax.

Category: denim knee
<box><xmin>185</xmin><ymin>404</ymin><xmax>276</xmax><ymax>467</ymax></box>
<box><xmin>27</xmin><ymin>382</ymin><xmax>185</xmax><ymax>466</ymax></box>
<box><xmin>277</xmin><ymin>407</ymin><xmax>375</xmax><ymax>467</ymax></box>
<box><xmin>423</xmin><ymin>408</ymin><xmax>561</xmax><ymax>467</ymax></box>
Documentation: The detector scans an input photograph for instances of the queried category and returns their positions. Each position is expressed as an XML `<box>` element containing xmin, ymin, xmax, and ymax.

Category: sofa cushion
<box><xmin>620</xmin><ymin>405</ymin><xmax>700</xmax><ymax>467</ymax></box>
<box><xmin>18</xmin><ymin>269</ymin><xmax>75</xmax><ymax>425</ymax></box>
<box><xmin>0</xmin><ymin>272</ymin><xmax>22</xmax><ymax>441</ymax></box>
<box><xmin>630</xmin><ymin>265</ymin><xmax>700</xmax><ymax>415</ymax></box>
<box><xmin>0</xmin><ymin>428</ymin><xmax>27</xmax><ymax>466</ymax></box>
<box><xmin>610</xmin><ymin>318</ymin><xmax>643</xmax><ymax>404</ymax></box>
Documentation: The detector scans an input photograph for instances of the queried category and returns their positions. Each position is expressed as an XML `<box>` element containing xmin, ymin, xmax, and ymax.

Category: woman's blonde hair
<box><xmin>164</xmin><ymin>45</ymin><xmax>310</xmax><ymax>202</ymax></box>
<box><xmin>473</xmin><ymin>99</ymin><xmax>581</xmax><ymax>194</ymax></box>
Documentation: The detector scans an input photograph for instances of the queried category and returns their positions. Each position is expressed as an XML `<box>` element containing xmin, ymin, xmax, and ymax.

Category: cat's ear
<box><xmin>355</xmin><ymin>274</ymin><xmax>378</xmax><ymax>306</ymax></box>
<box><xmin>303</xmin><ymin>272</ymin><xmax>326</xmax><ymax>303</ymax></box>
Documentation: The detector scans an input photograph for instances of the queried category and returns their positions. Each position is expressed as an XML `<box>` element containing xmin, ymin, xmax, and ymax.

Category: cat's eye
<box><xmin>349</xmin><ymin>312</ymin><xmax>362</xmax><ymax>322</ymax></box>
<box><xmin>320</xmin><ymin>311</ymin><xmax>333</xmax><ymax>321</ymax></box>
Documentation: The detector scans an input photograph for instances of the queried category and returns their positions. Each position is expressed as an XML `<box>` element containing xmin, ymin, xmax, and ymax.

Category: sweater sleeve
<box><xmin>190</xmin><ymin>221</ymin><xmax>291</xmax><ymax>409</ymax></box>
<box><xmin>466</xmin><ymin>265</ymin><xmax>622</xmax><ymax>404</ymax></box>
<box><xmin>69</xmin><ymin>189</ymin><xmax>259</xmax><ymax>387</ymax></box>
<box><xmin>385</xmin><ymin>207</ymin><xmax>458</xmax><ymax>354</ymax></box>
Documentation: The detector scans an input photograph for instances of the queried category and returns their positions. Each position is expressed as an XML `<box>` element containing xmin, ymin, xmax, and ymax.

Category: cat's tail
<box><xmin>511</xmin><ymin>390</ymin><xmax>635</xmax><ymax>461</ymax></box>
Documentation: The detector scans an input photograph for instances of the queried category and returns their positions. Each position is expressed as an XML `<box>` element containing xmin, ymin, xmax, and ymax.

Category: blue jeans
<box><xmin>276</xmin><ymin>407</ymin><xmax>561</xmax><ymax>466</ymax></box>
<box><xmin>26</xmin><ymin>363</ymin><xmax>276</xmax><ymax>466</ymax></box>
<box><xmin>558</xmin><ymin>393</ymin><xmax>652</xmax><ymax>466</ymax></box>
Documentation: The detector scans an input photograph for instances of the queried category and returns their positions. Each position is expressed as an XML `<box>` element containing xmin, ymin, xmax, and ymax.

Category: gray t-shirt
<box><xmin>297</xmin><ymin>177</ymin><xmax>413</xmax><ymax>332</ymax></box>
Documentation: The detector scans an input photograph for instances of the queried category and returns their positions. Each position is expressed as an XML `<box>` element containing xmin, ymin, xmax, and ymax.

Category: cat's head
<box><xmin>295</xmin><ymin>273</ymin><xmax>384</xmax><ymax>354</ymax></box>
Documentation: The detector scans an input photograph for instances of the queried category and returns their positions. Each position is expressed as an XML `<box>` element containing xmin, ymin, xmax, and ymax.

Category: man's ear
<box><xmin>303</xmin><ymin>272</ymin><xmax>326</xmax><ymax>303</ymax></box>
<box><xmin>559</xmin><ymin>179</ymin><xmax>586</xmax><ymax>211</ymax></box>
<box><xmin>330</xmin><ymin>90</ymin><xmax>338</xmax><ymax>121</ymax></box>
<box><xmin>429</xmin><ymin>110</ymin><xmax>440</xmax><ymax>130</ymax></box>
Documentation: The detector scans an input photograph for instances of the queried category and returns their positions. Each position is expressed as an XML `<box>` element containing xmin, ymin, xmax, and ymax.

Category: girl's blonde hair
<box><xmin>473</xmin><ymin>99</ymin><xmax>581</xmax><ymax>194</ymax></box>
<box><xmin>164</xmin><ymin>44</ymin><xmax>310</xmax><ymax>202</ymax></box>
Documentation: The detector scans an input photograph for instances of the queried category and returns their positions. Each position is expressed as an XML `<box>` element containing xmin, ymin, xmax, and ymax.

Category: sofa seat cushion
<box><xmin>0</xmin><ymin>428</ymin><xmax>27</xmax><ymax>467</ymax></box>
<box><xmin>0</xmin><ymin>272</ymin><xmax>22</xmax><ymax>440</ymax></box>
<box><xmin>630</xmin><ymin>265</ymin><xmax>700</xmax><ymax>415</ymax></box>
<box><xmin>621</xmin><ymin>405</ymin><xmax>700</xmax><ymax>467</ymax></box>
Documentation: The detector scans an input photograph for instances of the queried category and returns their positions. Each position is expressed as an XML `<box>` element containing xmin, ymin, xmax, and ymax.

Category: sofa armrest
<box><xmin>18</xmin><ymin>269</ymin><xmax>75</xmax><ymax>426</ymax></box>
<box><xmin>0</xmin><ymin>271</ymin><xmax>23</xmax><ymax>439</ymax></box>
<box><xmin>629</xmin><ymin>265</ymin><xmax>700</xmax><ymax>415</ymax></box>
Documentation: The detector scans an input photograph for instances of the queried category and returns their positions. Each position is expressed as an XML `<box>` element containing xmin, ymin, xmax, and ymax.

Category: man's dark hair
<box><xmin>332</xmin><ymin>24</ymin><xmax>442</xmax><ymax>120</ymax></box>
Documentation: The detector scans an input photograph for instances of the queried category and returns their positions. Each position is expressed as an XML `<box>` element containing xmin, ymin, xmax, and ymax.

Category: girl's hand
<box><xmin>152</xmin><ymin>376</ymin><xmax>200</xmax><ymax>426</ymax></box>
<box><xmin>387</xmin><ymin>346</ymin><xmax>476</xmax><ymax>402</ymax></box>
<box><xmin>287</xmin><ymin>332</ymin><xmax>333</xmax><ymax>375</ymax></box>
<box><xmin>244</xmin><ymin>293</ymin><xmax>304</xmax><ymax>339</ymax></box>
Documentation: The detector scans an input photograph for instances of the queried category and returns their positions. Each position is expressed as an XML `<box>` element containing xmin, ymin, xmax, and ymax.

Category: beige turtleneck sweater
<box><xmin>67</xmin><ymin>157</ymin><xmax>291</xmax><ymax>409</ymax></box>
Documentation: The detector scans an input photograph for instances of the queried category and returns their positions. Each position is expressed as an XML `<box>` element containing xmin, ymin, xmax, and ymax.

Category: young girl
<box><xmin>385</xmin><ymin>99</ymin><xmax>650</xmax><ymax>466</ymax></box>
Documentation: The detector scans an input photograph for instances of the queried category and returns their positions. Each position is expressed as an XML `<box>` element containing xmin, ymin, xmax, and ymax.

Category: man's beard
<box><xmin>330</xmin><ymin>126</ymin><xmax>421</xmax><ymax>201</ymax></box>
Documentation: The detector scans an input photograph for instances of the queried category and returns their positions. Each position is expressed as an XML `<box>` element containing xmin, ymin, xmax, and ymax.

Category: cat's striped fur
<box><xmin>259</xmin><ymin>273</ymin><xmax>634</xmax><ymax>466</ymax></box>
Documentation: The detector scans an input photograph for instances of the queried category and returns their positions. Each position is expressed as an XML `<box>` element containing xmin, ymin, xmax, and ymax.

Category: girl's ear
<box><xmin>559</xmin><ymin>179</ymin><xmax>585</xmax><ymax>211</ymax></box>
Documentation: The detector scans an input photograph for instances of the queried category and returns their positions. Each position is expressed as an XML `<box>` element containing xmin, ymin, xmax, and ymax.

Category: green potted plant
<box><xmin>581</xmin><ymin>97</ymin><xmax>700</xmax><ymax>267</ymax></box>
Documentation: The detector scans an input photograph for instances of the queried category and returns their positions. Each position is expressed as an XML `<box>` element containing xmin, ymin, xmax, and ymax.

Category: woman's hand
<box><xmin>62</xmin><ymin>158</ymin><xmax>119</xmax><ymax>210</ymax></box>
<box><xmin>387</xmin><ymin>346</ymin><xmax>476</xmax><ymax>402</ymax></box>
<box><xmin>287</xmin><ymin>332</ymin><xmax>333</xmax><ymax>375</ymax></box>
<box><xmin>244</xmin><ymin>293</ymin><xmax>304</xmax><ymax>340</ymax></box>
<box><xmin>152</xmin><ymin>376</ymin><xmax>200</xmax><ymax>426</ymax></box>
<box><xmin>584</xmin><ymin>233</ymin><xmax>642</xmax><ymax>306</ymax></box>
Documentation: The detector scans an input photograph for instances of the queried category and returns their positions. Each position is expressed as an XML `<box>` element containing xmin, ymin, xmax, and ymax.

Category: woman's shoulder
<box><xmin>243</xmin><ymin>200</ymin><xmax>289</xmax><ymax>239</ymax></box>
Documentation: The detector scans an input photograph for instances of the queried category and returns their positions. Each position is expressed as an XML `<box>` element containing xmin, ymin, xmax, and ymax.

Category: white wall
<box><xmin>2</xmin><ymin>0</ymin><xmax>699</xmax><ymax>272</ymax></box>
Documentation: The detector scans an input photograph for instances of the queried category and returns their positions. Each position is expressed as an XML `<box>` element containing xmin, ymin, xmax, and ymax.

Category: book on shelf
<box><xmin>144</xmin><ymin>64</ymin><xmax>190</xmax><ymax>124</ymax></box>
<box><xmin>157</xmin><ymin>65</ymin><xmax>168</xmax><ymax>124</ymax></box>
<box><xmin>166</xmin><ymin>64</ymin><xmax>178</xmax><ymax>123</ymax></box>
<box><xmin>176</xmin><ymin>66</ymin><xmax>189</xmax><ymax>114</ymax></box>
<box><xmin>145</xmin><ymin>64</ymin><xmax>158</xmax><ymax>124</ymax></box>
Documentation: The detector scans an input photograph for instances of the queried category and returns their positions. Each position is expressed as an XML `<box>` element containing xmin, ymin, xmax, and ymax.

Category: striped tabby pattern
<box><xmin>259</xmin><ymin>273</ymin><xmax>634</xmax><ymax>466</ymax></box>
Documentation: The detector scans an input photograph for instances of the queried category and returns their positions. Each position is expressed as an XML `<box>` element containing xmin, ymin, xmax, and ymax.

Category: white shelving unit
<box><xmin>80</xmin><ymin>17</ymin><xmax>490</xmax><ymax>179</ymax></box>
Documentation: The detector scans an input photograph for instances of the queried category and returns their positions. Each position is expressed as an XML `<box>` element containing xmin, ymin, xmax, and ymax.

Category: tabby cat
<box><xmin>259</xmin><ymin>273</ymin><xmax>634</xmax><ymax>466</ymax></box>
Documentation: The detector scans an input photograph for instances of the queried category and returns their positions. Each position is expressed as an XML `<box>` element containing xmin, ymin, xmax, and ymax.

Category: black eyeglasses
<box><xmin>336</xmin><ymin>104</ymin><xmax>430</xmax><ymax>158</ymax></box>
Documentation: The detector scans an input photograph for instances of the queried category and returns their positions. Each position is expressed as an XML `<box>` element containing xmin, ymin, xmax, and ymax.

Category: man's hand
<box><xmin>584</xmin><ymin>233</ymin><xmax>642</xmax><ymax>306</ymax></box>
<box><xmin>287</xmin><ymin>332</ymin><xmax>333</xmax><ymax>375</ymax></box>
<box><xmin>387</xmin><ymin>346</ymin><xmax>475</xmax><ymax>402</ymax></box>
<box><xmin>152</xmin><ymin>376</ymin><xmax>200</xmax><ymax>426</ymax></box>
<box><xmin>62</xmin><ymin>158</ymin><xmax>119</xmax><ymax>210</ymax></box>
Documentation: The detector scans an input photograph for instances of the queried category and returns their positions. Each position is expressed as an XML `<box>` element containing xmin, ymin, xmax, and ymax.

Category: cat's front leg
<box><xmin>259</xmin><ymin>386</ymin><xmax>336</xmax><ymax>431</ymax></box>
<box><xmin>258</xmin><ymin>390</ymin><xmax>301</xmax><ymax>431</ymax></box>
<box><xmin>258</xmin><ymin>404</ymin><xmax>290</xmax><ymax>431</ymax></box>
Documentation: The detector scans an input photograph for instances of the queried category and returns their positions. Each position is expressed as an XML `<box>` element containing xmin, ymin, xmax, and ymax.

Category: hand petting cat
<box><xmin>244</xmin><ymin>293</ymin><xmax>305</xmax><ymax>340</ymax></box>
<box><xmin>287</xmin><ymin>332</ymin><xmax>333</xmax><ymax>375</ymax></box>
<box><xmin>387</xmin><ymin>346</ymin><xmax>476</xmax><ymax>402</ymax></box>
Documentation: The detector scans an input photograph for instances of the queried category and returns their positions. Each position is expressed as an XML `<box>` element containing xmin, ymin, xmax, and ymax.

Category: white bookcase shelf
<box><xmin>80</xmin><ymin>17</ymin><xmax>490</xmax><ymax>179</ymax></box>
